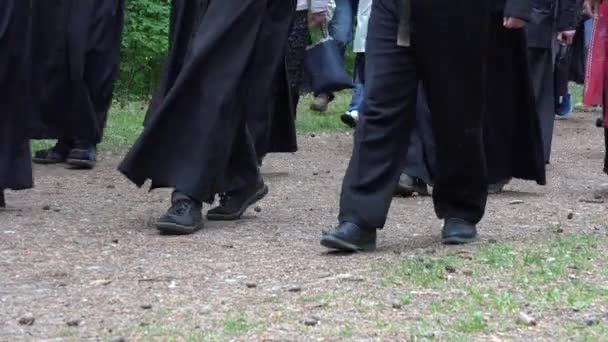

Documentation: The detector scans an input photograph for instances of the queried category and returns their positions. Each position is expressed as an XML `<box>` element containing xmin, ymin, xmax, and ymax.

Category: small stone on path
<box><xmin>303</xmin><ymin>317</ymin><xmax>319</xmax><ymax>326</ymax></box>
<box><xmin>110</xmin><ymin>337</ymin><xmax>125</xmax><ymax>342</ymax></box>
<box><xmin>66</xmin><ymin>319</ymin><xmax>81</xmax><ymax>327</ymax></box>
<box><xmin>287</xmin><ymin>285</ymin><xmax>302</xmax><ymax>293</ymax></box>
<box><xmin>246</xmin><ymin>282</ymin><xmax>257</xmax><ymax>289</ymax></box>
<box><xmin>42</xmin><ymin>205</ymin><xmax>51</xmax><ymax>211</ymax></box>
<box><xmin>140</xmin><ymin>304</ymin><xmax>152</xmax><ymax>310</ymax></box>
<box><xmin>18</xmin><ymin>314</ymin><xmax>35</xmax><ymax>326</ymax></box>
<box><xmin>517</xmin><ymin>312</ymin><xmax>537</xmax><ymax>327</ymax></box>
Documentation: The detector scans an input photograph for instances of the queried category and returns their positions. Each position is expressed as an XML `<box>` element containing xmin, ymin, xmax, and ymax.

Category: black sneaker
<box><xmin>33</xmin><ymin>141</ymin><xmax>71</xmax><ymax>164</ymax></box>
<box><xmin>321</xmin><ymin>222</ymin><xmax>377</xmax><ymax>252</ymax></box>
<box><xmin>66</xmin><ymin>141</ymin><xmax>97</xmax><ymax>170</ymax></box>
<box><xmin>340</xmin><ymin>111</ymin><xmax>358</xmax><ymax>128</ymax></box>
<box><xmin>157</xmin><ymin>199</ymin><xmax>204</xmax><ymax>235</ymax></box>
<box><xmin>206</xmin><ymin>181</ymin><xmax>269</xmax><ymax>221</ymax></box>
<box><xmin>441</xmin><ymin>218</ymin><xmax>478</xmax><ymax>245</ymax></box>
<box><xmin>395</xmin><ymin>173</ymin><xmax>429</xmax><ymax>197</ymax></box>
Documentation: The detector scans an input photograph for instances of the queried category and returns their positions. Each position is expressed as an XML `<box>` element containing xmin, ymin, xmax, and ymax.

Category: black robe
<box><xmin>28</xmin><ymin>0</ymin><xmax>125</xmax><ymax>145</ymax></box>
<box><xmin>484</xmin><ymin>13</ymin><xmax>546</xmax><ymax>185</ymax></box>
<box><xmin>0</xmin><ymin>0</ymin><xmax>32</xmax><ymax>193</ymax></box>
<box><xmin>527</xmin><ymin>0</ymin><xmax>580</xmax><ymax>162</ymax></box>
<box><xmin>120</xmin><ymin>0</ymin><xmax>296</xmax><ymax>203</ymax></box>
<box><xmin>402</xmin><ymin>1</ymin><xmax>546</xmax><ymax>187</ymax></box>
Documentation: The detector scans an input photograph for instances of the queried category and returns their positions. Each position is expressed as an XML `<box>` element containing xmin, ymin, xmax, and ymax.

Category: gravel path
<box><xmin>1</xmin><ymin>112</ymin><xmax>607</xmax><ymax>340</ymax></box>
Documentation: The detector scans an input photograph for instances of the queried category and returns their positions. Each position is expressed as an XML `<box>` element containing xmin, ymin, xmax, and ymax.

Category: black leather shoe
<box><xmin>33</xmin><ymin>141</ymin><xmax>71</xmax><ymax>164</ymax></box>
<box><xmin>207</xmin><ymin>180</ymin><xmax>268</xmax><ymax>221</ymax></box>
<box><xmin>395</xmin><ymin>173</ymin><xmax>429</xmax><ymax>197</ymax></box>
<box><xmin>66</xmin><ymin>141</ymin><xmax>97</xmax><ymax>170</ymax></box>
<box><xmin>157</xmin><ymin>199</ymin><xmax>203</xmax><ymax>235</ymax></box>
<box><xmin>442</xmin><ymin>218</ymin><xmax>478</xmax><ymax>245</ymax></box>
<box><xmin>320</xmin><ymin>222</ymin><xmax>377</xmax><ymax>252</ymax></box>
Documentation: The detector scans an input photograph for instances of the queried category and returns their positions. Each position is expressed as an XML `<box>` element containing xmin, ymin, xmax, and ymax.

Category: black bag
<box><xmin>554</xmin><ymin>42</ymin><xmax>571</xmax><ymax>99</ymax></box>
<box><xmin>304</xmin><ymin>31</ymin><xmax>353</xmax><ymax>94</ymax></box>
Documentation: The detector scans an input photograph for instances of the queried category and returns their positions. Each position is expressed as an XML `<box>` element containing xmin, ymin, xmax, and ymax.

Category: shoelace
<box><xmin>170</xmin><ymin>200</ymin><xmax>193</xmax><ymax>215</ymax></box>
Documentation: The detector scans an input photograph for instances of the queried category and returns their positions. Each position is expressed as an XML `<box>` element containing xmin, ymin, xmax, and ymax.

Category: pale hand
<box><xmin>308</xmin><ymin>11</ymin><xmax>328</xmax><ymax>29</ymax></box>
<box><xmin>503</xmin><ymin>17</ymin><xmax>527</xmax><ymax>29</ymax></box>
<box><xmin>558</xmin><ymin>30</ymin><xmax>576</xmax><ymax>45</ymax></box>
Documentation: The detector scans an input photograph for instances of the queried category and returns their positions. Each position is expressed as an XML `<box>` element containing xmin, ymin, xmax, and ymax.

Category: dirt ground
<box><xmin>2</xmin><ymin>112</ymin><xmax>608</xmax><ymax>341</ymax></box>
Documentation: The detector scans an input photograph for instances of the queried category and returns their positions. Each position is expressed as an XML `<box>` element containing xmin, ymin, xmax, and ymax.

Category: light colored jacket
<box><xmin>297</xmin><ymin>0</ymin><xmax>331</xmax><ymax>13</ymax></box>
<box><xmin>353</xmin><ymin>0</ymin><xmax>373</xmax><ymax>53</ymax></box>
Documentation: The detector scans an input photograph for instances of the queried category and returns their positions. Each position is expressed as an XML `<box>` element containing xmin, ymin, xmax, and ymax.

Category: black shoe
<box><xmin>395</xmin><ymin>173</ymin><xmax>429</xmax><ymax>197</ymax></box>
<box><xmin>320</xmin><ymin>222</ymin><xmax>377</xmax><ymax>252</ymax></box>
<box><xmin>0</xmin><ymin>191</ymin><xmax>5</xmax><ymax>208</ymax></box>
<box><xmin>33</xmin><ymin>141</ymin><xmax>71</xmax><ymax>164</ymax></box>
<box><xmin>441</xmin><ymin>218</ymin><xmax>478</xmax><ymax>245</ymax></box>
<box><xmin>66</xmin><ymin>141</ymin><xmax>97</xmax><ymax>170</ymax></box>
<box><xmin>206</xmin><ymin>181</ymin><xmax>269</xmax><ymax>221</ymax></box>
<box><xmin>157</xmin><ymin>198</ymin><xmax>204</xmax><ymax>235</ymax></box>
<box><xmin>340</xmin><ymin>112</ymin><xmax>357</xmax><ymax>128</ymax></box>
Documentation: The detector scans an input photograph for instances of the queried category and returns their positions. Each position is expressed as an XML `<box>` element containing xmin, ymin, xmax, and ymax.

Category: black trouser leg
<box><xmin>413</xmin><ymin>0</ymin><xmax>489</xmax><ymax>224</ymax></box>
<box><xmin>339</xmin><ymin>0</ymin><xmax>419</xmax><ymax>230</ymax></box>
<box><xmin>225</xmin><ymin>122</ymin><xmax>261</xmax><ymax>194</ymax></box>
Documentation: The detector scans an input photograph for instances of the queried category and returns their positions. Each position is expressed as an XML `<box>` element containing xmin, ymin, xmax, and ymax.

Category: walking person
<box><xmin>29</xmin><ymin>0</ymin><xmax>125</xmax><ymax>170</ymax></box>
<box><xmin>119</xmin><ymin>0</ymin><xmax>296</xmax><ymax>234</ymax></box>
<box><xmin>321</xmin><ymin>0</ymin><xmax>492</xmax><ymax>251</ymax></box>
<box><xmin>0</xmin><ymin>0</ymin><xmax>32</xmax><ymax>208</ymax></box>
<box><xmin>397</xmin><ymin>0</ymin><xmax>545</xmax><ymax>196</ymax></box>
<box><xmin>527</xmin><ymin>0</ymin><xmax>581</xmax><ymax>164</ymax></box>
<box><xmin>210</xmin><ymin>1</ymin><xmax>331</xmax><ymax>221</ymax></box>
<box><xmin>341</xmin><ymin>0</ymin><xmax>372</xmax><ymax>127</ymax></box>
<box><xmin>311</xmin><ymin>0</ymin><xmax>359</xmax><ymax>112</ymax></box>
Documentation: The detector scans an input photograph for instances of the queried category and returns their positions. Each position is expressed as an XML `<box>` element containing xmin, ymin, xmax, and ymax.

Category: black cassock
<box><xmin>28</xmin><ymin>0</ymin><xmax>125</xmax><ymax>145</ymax></box>
<box><xmin>527</xmin><ymin>0</ymin><xmax>580</xmax><ymax>163</ymax></box>
<box><xmin>402</xmin><ymin>2</ymin><xmax>546</xmax><ymax>188</ymax></box>
<box><xmin>120</xmin><ymin>0</ymin><xmax>295</xmax><ymax>203</ymax></box>
<box><xmin>484</xmin><ymin>13</ymin><xmax>546</xmax><ymax>186</ymax></box>
<box><xmin>0</xmin><ymin>0</ymin><xmax>32</xmax><ymax>203</ymax></box>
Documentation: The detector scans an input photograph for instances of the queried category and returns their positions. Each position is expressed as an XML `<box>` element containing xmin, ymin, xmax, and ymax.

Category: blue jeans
<box><xmin>349</xmin><ymin>53</ymin><xmax>366</xmax><ymax>112</ymax></box>
<box><xmin>584</xmin><ymin>19</ymin><xmax>593</xmax><ymax>51</ymax></box>
<box><xmin>329</xmin><ymin>0</ymin><xmax>359</xmax><ymax>55</ymax></box>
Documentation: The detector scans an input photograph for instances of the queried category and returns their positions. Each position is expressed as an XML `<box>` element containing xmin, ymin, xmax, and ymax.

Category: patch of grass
<box><xmin>296</xmin><ymin>92</ymin><xmax>352</xmax><ymax>133</ymax></box>
<box><xmin>454</xmin><ymin>311</ymin><xmax>487</xmax><ymax>333</ymax></box>
<box><xmin>223</xmin><ymin>316</ymin><xmax>258</xmax><ymax>335</ymax></box>
<box><xmin>391</xmin><ymin>256</ymin><xmax>459</xmax><ymax>288</ymax></box>
<box><xmin>478</xmin><ymin>242</ymin><xmax>515</xmax><ymax>268</ymax></box>
<box><xmin>381</xmin><ymin>233</ymin><xmax>608</xmax><ymax>340</ymax></box>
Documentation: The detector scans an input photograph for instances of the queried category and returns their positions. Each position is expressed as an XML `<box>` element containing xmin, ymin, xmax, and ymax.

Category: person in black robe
<box><xmin>119</xmin><ymin>0</ymin><xmax>296</xmax><ymax>235</ymax></box>
<box><xmin>527</xmin><ymin>0</ymin><xmax>580</xmax><ymax>163</ymax></box>
<box><xmin>0</xmin><ymin>0</ymin><xmax>32</xmax><ymax>208</ymax></box>
<box><xmin>397</xmin><ymin>0</ymin><xmax>546</xmax><ymax>196</ymax></box>
<box><xmin>320</xmin><ymin>0</ymin><xmax>491</xmax><ymax>252</ymax></box>
<box><xmin>209</xmin><ymin>9</ymin><xmax>311</xmax><ymax>221</ymax></box>
<box><xmin>29</xmin><ymin>0</ymin><xmax>125</xmax><ymax>170</ymax></box>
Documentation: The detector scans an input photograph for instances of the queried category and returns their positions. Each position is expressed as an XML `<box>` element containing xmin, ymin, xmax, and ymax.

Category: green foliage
<box><xmin>117</xmin><ymin>0</ymin><xmax>171</xmax><ymax>100</ymax></box>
